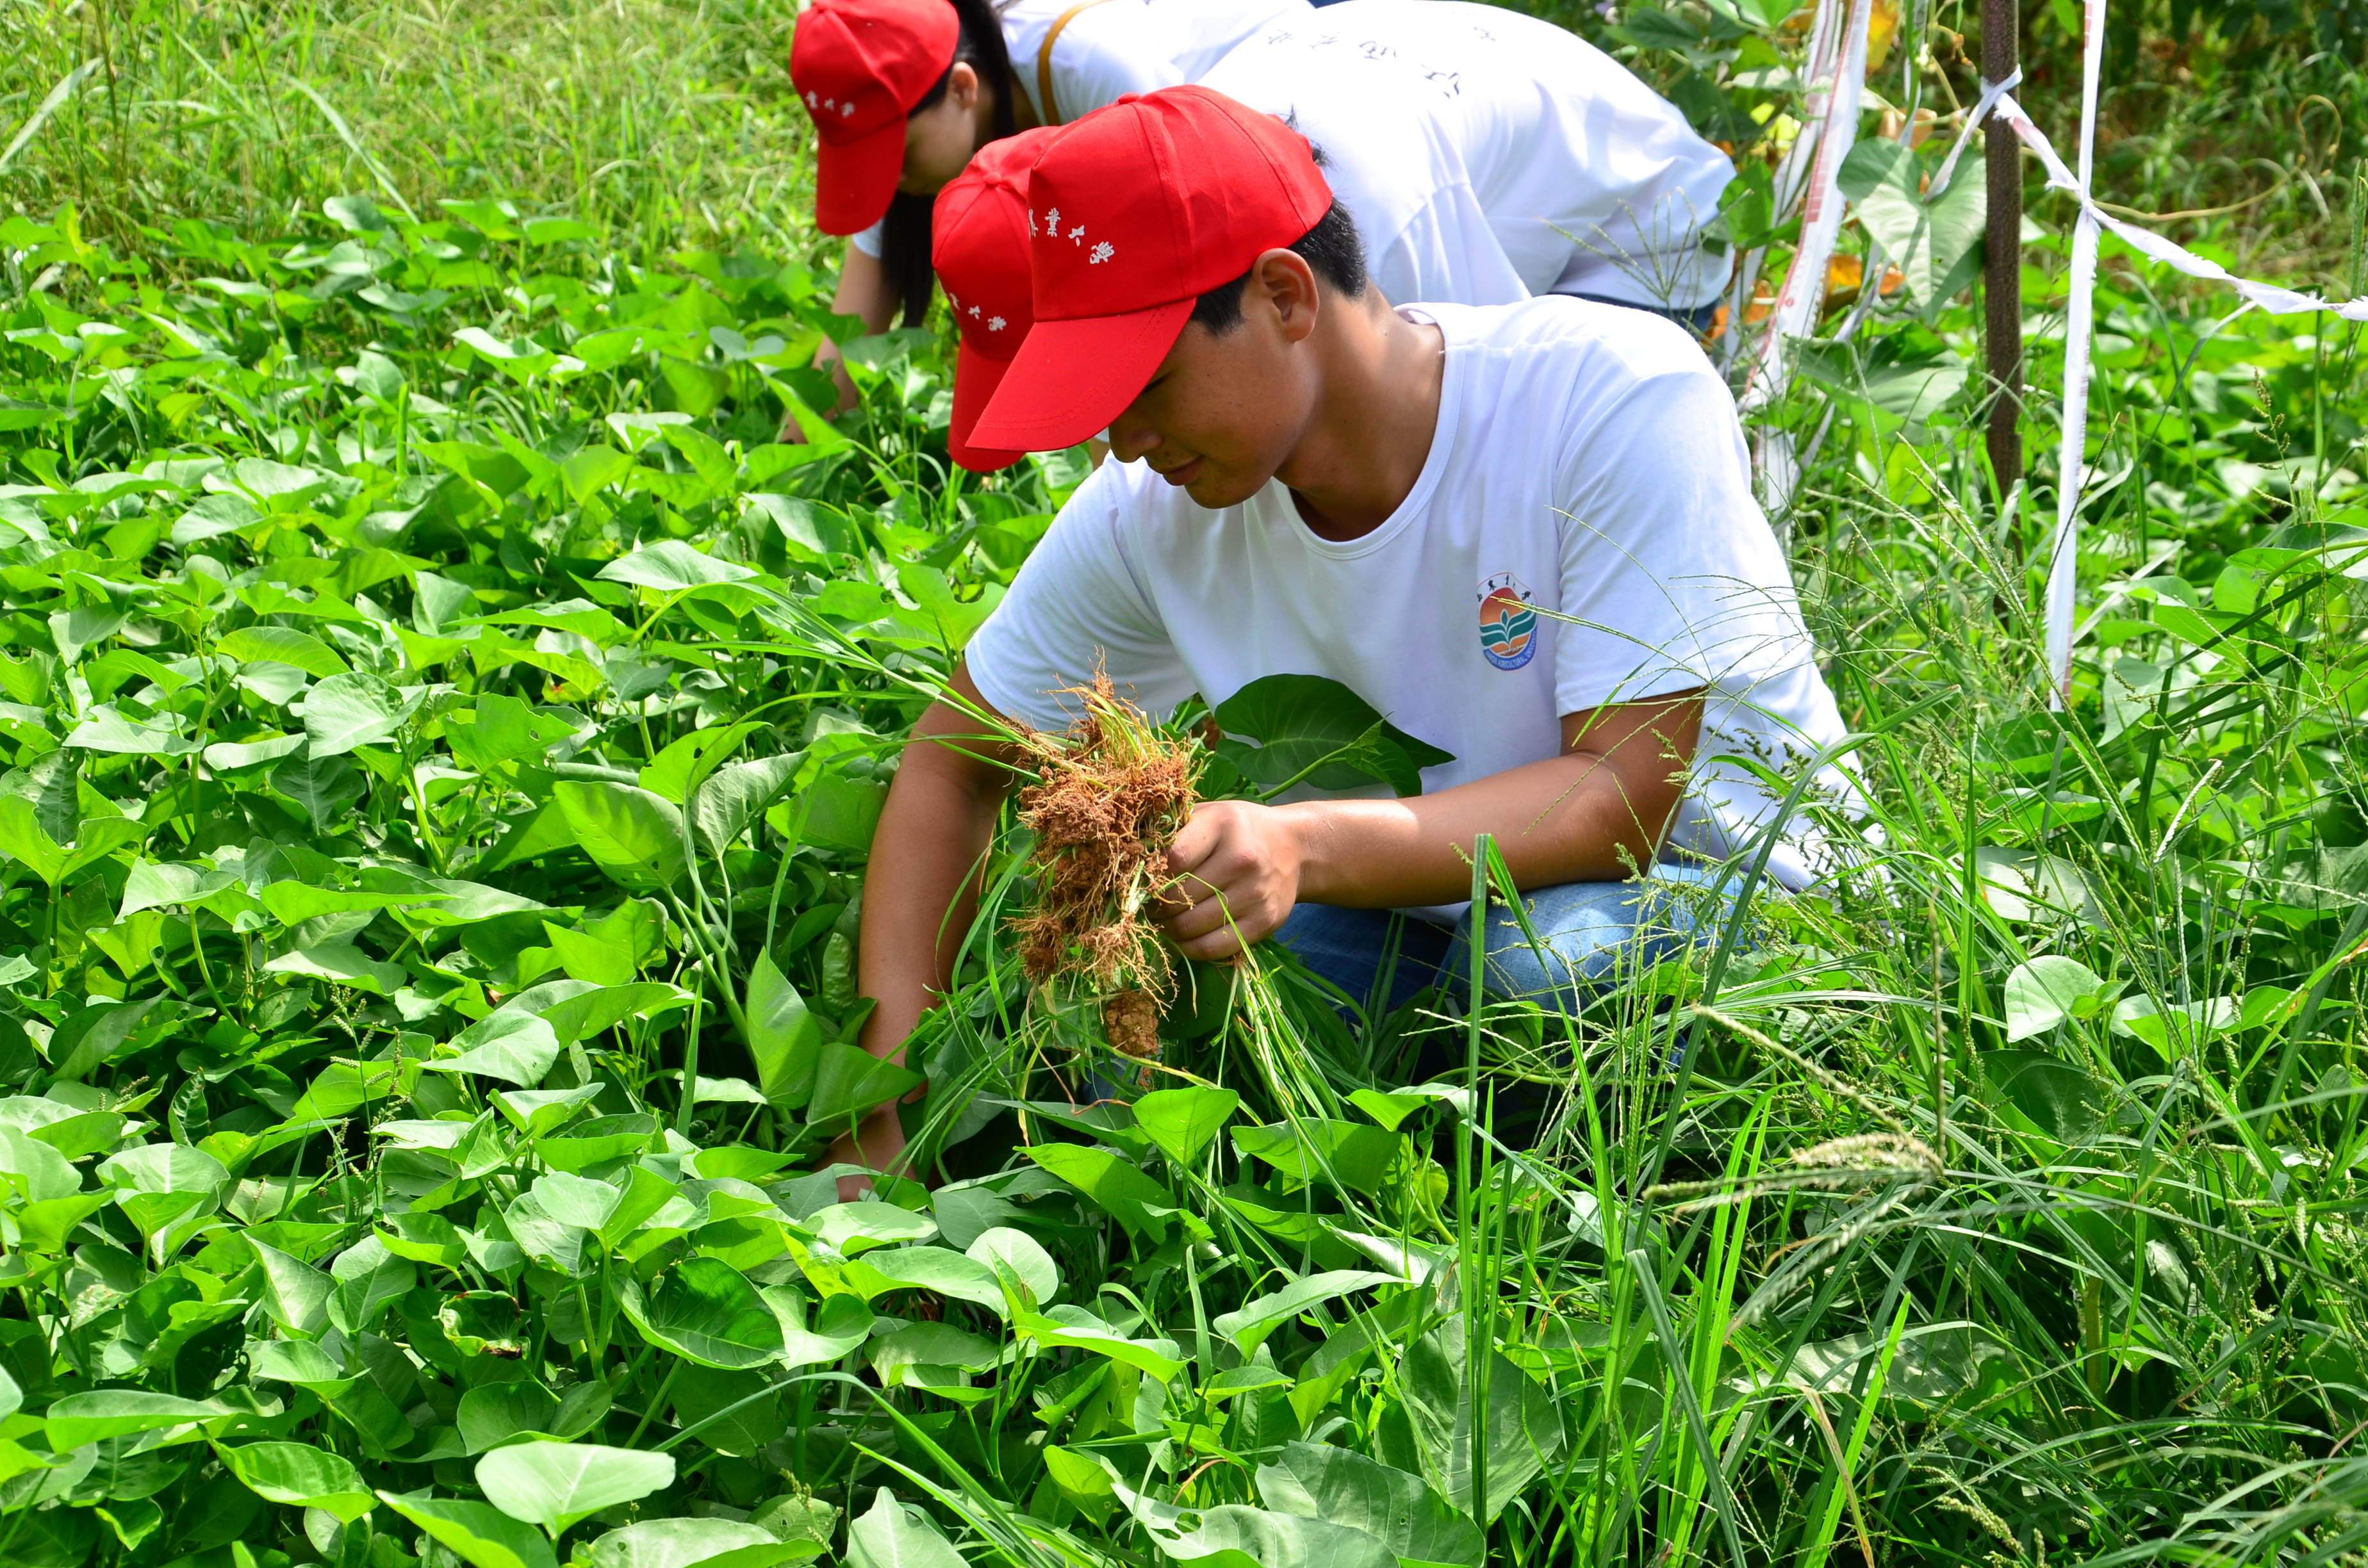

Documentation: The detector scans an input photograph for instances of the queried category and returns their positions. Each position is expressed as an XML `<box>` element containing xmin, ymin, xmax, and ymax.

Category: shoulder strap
<box><xmin>1035</xmin><ymin>0</ymin><xmax>1119</xmax><ymax>127</ymax></box>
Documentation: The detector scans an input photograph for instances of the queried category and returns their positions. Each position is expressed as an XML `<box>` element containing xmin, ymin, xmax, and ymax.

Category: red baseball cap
<box><xmin>933</xmin><ymin>128</ymin><xmax>1060</xmax><ymax>471</ymax></box>
<box><xmin>967</xmin><ymin>87</ymin><xmax>1333</xmax><ymax>453</ymax></box>
<box><xmin>790</xmin><ymin>0</ymin><xmax>959</xmax><ymax>236</ymax></box>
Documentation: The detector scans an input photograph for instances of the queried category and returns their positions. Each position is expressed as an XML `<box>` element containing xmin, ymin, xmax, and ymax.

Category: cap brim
<box><xmin>948</xmin><ymin>339</ymin><xmax>1024</xmax><ymax>473</ymax></box>
<box><xmin>815</xmin><ymin>120</ymin><xmax>909</xmax><ymax>236</ymax></box>
<box><xmin>967</xmin><ymin>298</ymin><xmax>1194</xmax><ymax>452</ymax></box>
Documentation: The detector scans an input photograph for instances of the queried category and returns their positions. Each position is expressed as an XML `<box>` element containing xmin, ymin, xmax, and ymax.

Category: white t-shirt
<box><xmin>850</xmin><ymin>0</ymin><xmax>1313</xmax><ymax>259</ymax></box>
<box><xmin>1200</xmin><ymin>0</ymin><xmax>1736</xmax><ymax>311</ymax></box>
<box><xmin>966</xmin><ymin>298</ymin><xmax>1863</xmax><ymax>907</ymax></box>
<box><xmin>1002</xmin><ymin>0</ymin><xmax>1313</xmax><ymax>124</ymax></box>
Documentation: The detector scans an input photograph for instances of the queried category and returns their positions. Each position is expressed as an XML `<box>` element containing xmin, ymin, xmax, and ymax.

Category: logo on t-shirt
<box><xmin>1478</xmin><ymin>572</ymin><xmax>1537</xmax><ymax>670</ymax></box>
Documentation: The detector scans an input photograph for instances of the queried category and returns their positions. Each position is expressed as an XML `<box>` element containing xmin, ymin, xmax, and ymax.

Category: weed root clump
<box><xmin>1009</xmin><ymin>676</ymin><xmax>1201</xmax><ymax>1029</ymax></box>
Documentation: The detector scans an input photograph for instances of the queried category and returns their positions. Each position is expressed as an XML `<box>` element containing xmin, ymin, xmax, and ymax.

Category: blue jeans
<box><xmin>1271</xmin><ymin>864</ymin><xmax>1739</xmax><ymax>1017</ymax></box>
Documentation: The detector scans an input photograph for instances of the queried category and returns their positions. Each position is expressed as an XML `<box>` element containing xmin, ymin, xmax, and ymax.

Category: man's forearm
<box><xmin>1285</xmin><ymin>747</ymin><xmax>1679</xmax><ymax>909</ymax></box>
<box><xmin>854</xmin><ymin>737</ymin><xmax>1010</xmax><ymax>1063</ymax></box>
<box><xmin>851</xmin><ymin>665</ymin><xmax>1023</xmax><ymax>1065</ymax></box>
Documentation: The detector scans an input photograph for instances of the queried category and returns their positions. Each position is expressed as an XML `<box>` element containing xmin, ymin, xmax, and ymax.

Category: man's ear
<box><xmin>1253</xmin><ymin>249</ymin><xmax>1322</xmax><ymax>344</ymax></box>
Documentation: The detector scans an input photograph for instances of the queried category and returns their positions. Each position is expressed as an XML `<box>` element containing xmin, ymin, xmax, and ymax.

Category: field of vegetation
<box><xmin>0</xmin><ymin>0</ymin><xmax>2365</xmax><ymax>1561</ymax></box>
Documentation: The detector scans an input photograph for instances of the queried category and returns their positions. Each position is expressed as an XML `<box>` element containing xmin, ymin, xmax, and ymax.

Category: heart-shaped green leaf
<box><xmin>589</xmin><ymin>1518</ymin><xmax>819</xmax><ymax>1568</ymax></box>
<box><xmin>475</xmin><ymin>1441</ymin><xmax>675</xmax><ymax>1533</ymax></box>
<box><xmin>220</xmin><ymin>1441</ymin><xmax>375</xmax><ymax>1524</ymax></box>
<box><xmin>554</xmin><ymin>780</ymin><xmax>686</xmax><ymax>891</ymax></box>
<box><xmin>47</xmin><ymin>1390</ymin><xmax>226</xmax><ymax>1450</ymax></box>
<box><xmin>427</xmin><ymin>1009</ymin><xmax>564</xmax><ymax>1087</ymax></box>
<box><xmin>620</xmin><ymin>1256</ymin><xmax>786</xmax><ymax>1369</ymax></box>
<box><xmin>302</xmin><ymin>670</ymin><xmax>425</xmax><ymax>756</ymax></box>
<box><xmin>377</xmin><ymin>1493</ymin><xmax>558</xmax><ymax>1568</ymax></box>
<box><xmin>806</xmin><ymin>1041</ymin><xmax>923</xmax><ymax>1129</ymax></box>
<box><xmin>1135</xmin><ymin>1086</ymin><xmax>1240</xmax><ymax>1167</ymax></box>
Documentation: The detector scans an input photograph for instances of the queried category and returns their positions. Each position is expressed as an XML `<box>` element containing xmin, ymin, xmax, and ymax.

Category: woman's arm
<box><xmin>830</xmin><ymin>239</ymin><xmax>902</xmax><ymax>338</ymax></box>
<box><xmin>786</xmin><ymin>243</ymin><xmax>902</xmax><ymax>438</ymax></box>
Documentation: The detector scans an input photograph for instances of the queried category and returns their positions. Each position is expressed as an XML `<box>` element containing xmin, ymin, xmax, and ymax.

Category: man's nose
<box><xmin>1107</xmin><ymin>420</ymin><xmax>1158</xmax><ymax>462</ymax></box>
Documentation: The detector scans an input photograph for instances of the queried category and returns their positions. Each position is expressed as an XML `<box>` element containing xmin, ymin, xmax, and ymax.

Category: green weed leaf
<box><xmin>428</xmin><ymin>1009</ymin><xmax>565</xmax><ymax>1087</ymax></box>
<box><xmin>746</xmin><ymin>953</ymin><xmax>823</xmax><ymax>1109</ymax></box>
<box><xmin>219</xmin><ymin>1442</ymin><xmax>375</xmax><ymax>1523</ymax></box>
<box><xmin>620</xmin><ymin>1256</ymin><xmax>787</xmax><ymax>1369</ymax></box>
<box><xmin>377</xmin><ymin>1493</ymin><xmax>559</xmax><ymax>1568</ymax></box>
<box><xmin>554</xmin><ymin>780</ymin><xmax>686</xmax><ymax>891</ymax></box>
<box><xmin>1255</xmin><ymin>1442</ymin><xmax>1483</xmax><ymax>1567</ymax></box>
<box><xmin>302</xmin><ymin>671</ymin><xmax>424</xmax><ymax>756</ymax></box>
<box><xmin>476</xmin><ymin>1442</ymin><xmax>675</xmax><ymax>1532</ymax></box>
<box><xmin>1213</xmin><ymin>674</ymin><xmax>1452</xmax><ymax>797</ymax></box>
<box><xmin>844</xmin><ymin>1487</ymin><xmax>964</xmax><ymax>1568</ymax></box>
<box><xmin>805</xmin><ymin>1041</ymin><xmax>923</xmax><ymax>1129</ymax></box>
<box><xmin>1135</xmin><ymin>1086</ymin><xmax>1240</xmax><ymax>1166</ymax></box>
<box><xmin>590</xmin><ymin>1519</ymin><xmax>818</xmax><ymax>1568</ymax></box>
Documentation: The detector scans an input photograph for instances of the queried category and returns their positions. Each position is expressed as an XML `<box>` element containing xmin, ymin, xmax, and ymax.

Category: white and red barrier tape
<box><xmin>1741</xmin><ymin>0</ymin><xmax>1875</xmax><ymax>412</ymax></box>
<box><xmin>1754</xmin><ymin>7</ymin><xmax>2367</xmax><ymax>704</ymax></box>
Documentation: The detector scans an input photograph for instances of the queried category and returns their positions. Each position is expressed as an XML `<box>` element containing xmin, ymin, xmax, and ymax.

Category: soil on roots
<box><xmin>1008</xmin><ymin>676</ymin><xmax>1200</xmax><ymax>1022</ymax></box>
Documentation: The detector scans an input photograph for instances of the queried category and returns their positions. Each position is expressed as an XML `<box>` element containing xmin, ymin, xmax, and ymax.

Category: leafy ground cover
<box><xmin>2</xmin><ymin>0</ymin><xmax>2368</xmax><ymax>1563</ymax></box>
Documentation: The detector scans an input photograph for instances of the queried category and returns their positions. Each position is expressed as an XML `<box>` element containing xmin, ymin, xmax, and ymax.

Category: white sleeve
<box><xmin>1363</xmin><ymin>183</ymin><xmax>1533</xmax><ymax>311</ymax></box>
<box><xmin>1046</xmin><ymin>6</ymin><xmax>1185</xmax><ymax>122</ymax></box>
<box><xmin>964</xmin><ymin>465</ymin><xmax>1196</xmax><ymax>733</ymax></box>
<box><xmin>848</xmin><ymin>220</ymin><xmax>885</xmax><ymax>259</ymax></box>
<box><xmin>1550</xmin><ymin>334</ymin><xmax>1813</xmax><ymax>715</ymax></box>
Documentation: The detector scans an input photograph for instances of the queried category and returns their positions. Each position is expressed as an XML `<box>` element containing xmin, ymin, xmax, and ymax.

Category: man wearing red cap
<box><xmin>832</xmin><ymin>88</ymin><xmax>1861</xmax><ymax>1183</ymax></box>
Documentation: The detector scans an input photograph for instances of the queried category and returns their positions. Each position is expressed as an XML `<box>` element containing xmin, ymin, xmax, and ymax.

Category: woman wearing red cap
<box><xmin>790</xmin><ymin>0</ymin><xmax>1311</xmax><ymax>343</ymax></box>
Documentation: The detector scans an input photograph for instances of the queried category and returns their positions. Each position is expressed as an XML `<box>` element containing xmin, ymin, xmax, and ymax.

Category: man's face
<box><xmin>1105</xmin><ymin>264</ymin><xmax>1316</xmax><ymax>510</ymax></box>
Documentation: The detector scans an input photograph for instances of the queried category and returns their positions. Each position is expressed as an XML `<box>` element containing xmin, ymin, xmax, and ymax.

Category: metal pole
<box><xmin>1982</xmin><ymin>0</ymin><xmax>2023</xmax><ymax>528</ymax></box>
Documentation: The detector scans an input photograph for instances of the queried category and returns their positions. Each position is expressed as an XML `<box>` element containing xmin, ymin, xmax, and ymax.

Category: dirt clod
<box><xmin>1101</xmin><ymin>990</ymin><xmax>1162</xmax><ymax>1059</ymax></box>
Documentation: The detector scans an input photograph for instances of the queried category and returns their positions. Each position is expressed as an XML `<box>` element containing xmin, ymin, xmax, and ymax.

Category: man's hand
<box><xmin>1156</xmin><ymin>799</ymin><xmax>1310</xmax><ymax>960</ymax></box>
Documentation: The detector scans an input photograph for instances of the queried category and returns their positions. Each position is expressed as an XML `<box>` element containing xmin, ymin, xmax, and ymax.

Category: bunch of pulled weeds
<box><xmin>1008</xmin><ymin>676</ymin><xmax>1201</xmax><ymax>1069</ymax></box>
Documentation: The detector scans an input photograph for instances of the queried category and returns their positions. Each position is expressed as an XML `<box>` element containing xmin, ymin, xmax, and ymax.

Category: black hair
<box><xmin>1187</xmin><ymin>199</ymin><xmax>1369</xmax><ymax>334</ymax></box>
<box><xmin>878</xmin><ymin>0</ymin><xmax>1016</xmax><ymax>328</ymax></box>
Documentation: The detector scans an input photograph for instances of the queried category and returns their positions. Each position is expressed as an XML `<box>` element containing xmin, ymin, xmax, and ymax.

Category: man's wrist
<box><xmin>1272</xmin><ymin>801</ymin><xmax>1331</xmax><ymax>904</ymax></box>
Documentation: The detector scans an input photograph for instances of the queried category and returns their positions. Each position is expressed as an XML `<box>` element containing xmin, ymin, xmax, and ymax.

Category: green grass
<box><xmin>0</xmin><ymin>0</ymin><xmax>2366</xmax><ymax>1564</ymax></box>
<box><xmin>1</xmin><ymin>0</ymin><xmax>817</xmax><ymax>264</ymax></box>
